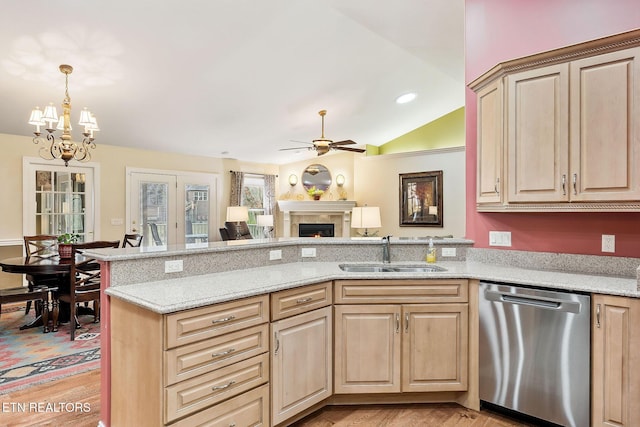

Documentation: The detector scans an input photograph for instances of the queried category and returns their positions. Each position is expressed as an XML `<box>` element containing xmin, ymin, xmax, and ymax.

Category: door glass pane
<box><xmin>241</xmin><ymin>176</ymin><xmax>265</xmax><ymax>238</ymax></box>
<box><xmin>35</xmin><ymin>170</ymin><xmax>87</xmax><ymax>241</ymax></box>
<box><xmin>140</xmin><ymin>182</ymin><xmax>168</xmax><ymax>247</ymax></box>
<box><xmin>185</xmin><ymin>184</ymin><xmax>209</xmax><ymax>244</ymax></box>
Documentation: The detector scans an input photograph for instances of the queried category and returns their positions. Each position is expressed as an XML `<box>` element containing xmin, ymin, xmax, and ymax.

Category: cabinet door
<box><xmin>476</xmin><ymin>79</ymin><xmax>504</xmax><ymax>205</ymax></box>
<box><xmin>334</xmin><ymin>305</ymin><xmax>401</xmax><ymax>394</ymax></box>
<box><xmin>592</xmin><ymin>295</ymin><xmax>640</xmax><ymax>427</ymax></box>
<box><xmin>402</xmin><ymin>304</ymin><xmax>468</xmax><ymax>392</ymax></box>
<box><xmin>507</xmin><ymin>63</ymin><xmax>569</xmax><ymax>202</ymax></box>
<box><xmin>271</xmin><ymin>306</ymin><xmax>332</xmax><ymax>425</ymax></box>
<box><xmin>570</xmin><ymin>47</ymin><xmax>640</xmax><ymax>202</ymax></box>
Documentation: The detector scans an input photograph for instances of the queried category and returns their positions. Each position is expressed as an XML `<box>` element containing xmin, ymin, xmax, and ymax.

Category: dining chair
<box><xmin>22</xmin><ymin>234</ymin><xmax>60</xmax><ymax>316</ymax></box>
<box><xmin>56</xmin><ymin>240</ymin><xmax>120</xmax><ymax>340</ymax></box>
<box><xmin>122</xmin><ymin>233</ymin><xmax>143</xmax><ymax>248</ymax></box>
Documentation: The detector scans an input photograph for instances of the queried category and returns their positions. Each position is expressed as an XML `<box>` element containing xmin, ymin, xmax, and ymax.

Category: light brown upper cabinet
<box><xmin>476</xmin><ymin>78</ymin><xmax>504</xmax><ymax>205</ymax></box>
<box><xmin>470</xmin><ymin>29</ymin><xmax>640</xmax><ymax>211</ymax></box>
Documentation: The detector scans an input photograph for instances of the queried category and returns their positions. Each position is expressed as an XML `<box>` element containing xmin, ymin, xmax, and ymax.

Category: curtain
<box><xmin>263</xmin><ymin>174</ymin><xmax>277</xmax><ymax>236</ymax></box>
<box><xmin>229</xmin><ymin>171</ymin><xmax>244</xmax><ymax>207</ymax></box>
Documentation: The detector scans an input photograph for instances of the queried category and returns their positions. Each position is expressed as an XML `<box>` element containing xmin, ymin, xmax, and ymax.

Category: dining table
<box><xmin>0</xmin><ymin>255</ymin><xmax>74</xmax><ymax>332</ymax></box>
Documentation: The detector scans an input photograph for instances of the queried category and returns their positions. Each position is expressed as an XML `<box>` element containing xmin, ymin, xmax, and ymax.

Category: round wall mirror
<box><xmin>302</xmin><ymin>164</ymin><xmax>332</xmax><ymax>192</ymax></box>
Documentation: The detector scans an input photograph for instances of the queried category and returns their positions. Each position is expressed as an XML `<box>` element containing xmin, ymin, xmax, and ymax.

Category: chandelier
<box><xmin>28</xmin><ymin>64</ymin><xmax>99</xmax><ymax>166</ymax></box>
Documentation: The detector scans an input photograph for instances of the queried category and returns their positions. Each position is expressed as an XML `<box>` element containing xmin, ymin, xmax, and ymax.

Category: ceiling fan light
<box><xmin>396</xmin><ymin>92</ymin><xmax>417</xmax><ymax>104</ymax></box>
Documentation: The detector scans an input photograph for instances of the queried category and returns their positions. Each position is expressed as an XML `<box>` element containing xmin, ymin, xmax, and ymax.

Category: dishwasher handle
<box><xmin>484</xmin><ymin>290</ymin><xmax>582</xmax><ymax>314</ymax></box>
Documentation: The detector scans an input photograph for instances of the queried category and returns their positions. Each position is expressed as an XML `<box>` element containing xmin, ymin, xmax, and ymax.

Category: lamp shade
<box><xmin>256</xmin><ymin>214</ymin><xmax>274</xmax><ymax>227</ymax></box>
<box><xmin>351</xmin><ymin>206</ymin><xmax>381</xmax><ymax>229</ymax></box>
<box><xmin>226</xmin><ymin>206</ymin><xmax>249</xmax><ymax>222</ymax></box>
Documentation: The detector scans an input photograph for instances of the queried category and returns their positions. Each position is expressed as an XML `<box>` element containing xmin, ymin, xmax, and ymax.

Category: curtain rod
<box><xmin>229</xmin><ymin>170</ymin><xmax>278</xmax><ymax>177</ymax></box>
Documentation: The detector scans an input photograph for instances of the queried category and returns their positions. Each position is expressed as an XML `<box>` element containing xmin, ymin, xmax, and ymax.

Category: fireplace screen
<box><xmin>299</xmin><ymin>223</ymin><xmax>335</xmax><ymax>237</ymax></box>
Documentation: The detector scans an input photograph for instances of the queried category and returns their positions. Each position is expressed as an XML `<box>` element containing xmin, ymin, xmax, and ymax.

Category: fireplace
<box><xmin>299</xmin><ymin>223</ymin><xmax>335</xmax><ymax>237</ymax></box>
<box><xmin>277</xmin><ymin>200</ymin><xmax>356</xmax><ymax>238</ymax></box>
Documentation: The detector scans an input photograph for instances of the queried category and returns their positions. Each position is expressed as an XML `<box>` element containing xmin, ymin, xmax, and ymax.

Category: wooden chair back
<box><xmin>24</xmin><ymin>234</ymin><xmax>58</xmax><ymax>259</ymax></box>
<box><xmin>122</xmin><ymin>233</ymin><xmax>143</xmax><ymax>248</ymax></box>
<box><xmin>59</xmin><ymin>240</ymin><xmax>120</xmax><ymax>340</ymax></box>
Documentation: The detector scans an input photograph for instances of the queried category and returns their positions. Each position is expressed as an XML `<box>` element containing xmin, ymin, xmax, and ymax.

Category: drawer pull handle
<box><xmin>596</xmin><ymin>304</ymin><xmax>601</xmax><ymax>328</ymax></box>
<box><xmin>212</xmin><ymin>380</ymin><xmax>236</xmax><ymax>391</ymax></box>
<box><xmin>211</xmin><ymin>348</ymin><xmax>236</xmax><ymax>358</ymax></box>
<box><xmin>296</xmin><ymin>297</ymin><xmax>313</xmax><ymax>304</ymax></box>
<box><xmin>212</xmin><ymin>315</ymin><xmax>235</xmax><ymax>324</ymax></box>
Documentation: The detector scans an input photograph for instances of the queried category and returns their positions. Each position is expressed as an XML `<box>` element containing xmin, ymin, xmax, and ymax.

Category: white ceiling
<box><xmin>0</xmin><ymin>0</ymin><xmax>465</xmax><ymax>165</ymax></box>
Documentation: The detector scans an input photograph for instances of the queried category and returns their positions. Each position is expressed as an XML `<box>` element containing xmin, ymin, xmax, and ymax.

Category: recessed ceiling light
<box><xmin>395</xmin><ymin>92</ymin><xmax>417</xmax><ymax>104</ymax></box>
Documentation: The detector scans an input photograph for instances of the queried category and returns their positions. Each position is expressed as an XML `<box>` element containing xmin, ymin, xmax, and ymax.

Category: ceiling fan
<box><xmin>280</xmin><ymin>110</ymin><xmax>366</xmax><ymax>156</ymax></box>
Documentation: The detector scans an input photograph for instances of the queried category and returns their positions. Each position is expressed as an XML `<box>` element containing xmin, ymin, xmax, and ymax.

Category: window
<box><xmin>241</xmin><ymin>175</ymin><xmax>266</xmax><ymax>238</ymax></box>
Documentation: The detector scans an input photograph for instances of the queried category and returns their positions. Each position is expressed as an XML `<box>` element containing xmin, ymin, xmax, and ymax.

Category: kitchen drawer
<box><xmin>165</xmin><ymin>352</ymin><xmax>269</xmax><ymax>423</ymax></box>
<box><xmin>271</xmin><ymin>281</ymin><xmax>332</xmax><ymax>321</ymax></box>
<box><xmin>334</xmin><ymin>279</ymin><xmax>468</xmax><ymax>304</ymax></box>
<box><xmin>170</xmin><ymin>384</ymin><xmax>269</xmax><ymax>427</ymax></box>
<box><xmin>165</xmin><ymin>295</ymin><xmax>269</xmax><ymax>349</ymax></box>
<box><xmin>164</xmin><ymin>323</ymin><xmax>269</xmax><ymax>386</ymax></box>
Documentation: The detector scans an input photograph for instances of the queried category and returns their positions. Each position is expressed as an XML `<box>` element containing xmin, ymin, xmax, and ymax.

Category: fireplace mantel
<box><xmin>277</xmin><ymin>200</ymin><xmax>357</xmax><ymax>237</ymax></box>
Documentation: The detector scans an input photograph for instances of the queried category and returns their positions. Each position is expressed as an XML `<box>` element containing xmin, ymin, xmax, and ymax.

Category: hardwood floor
<box><xmin>292</xmin><ymin>403</ymin><xmax>536</xmax><ymax>427</ymax></box>
<box><xmin>0</xmin><ymin>370</ymin><xmax>100</xmax><ymax>427</ymax></box>
<box><xmin>0</xmin><ymin>371</ymin><xmax>534</xmax><ymax>427</ymax></box>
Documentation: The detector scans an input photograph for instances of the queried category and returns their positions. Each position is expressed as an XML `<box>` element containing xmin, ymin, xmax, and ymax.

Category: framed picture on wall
<box><xmin>399</xmin><ymin>170</ymin><xmax>443</xmax><ymax>227</ymax></box>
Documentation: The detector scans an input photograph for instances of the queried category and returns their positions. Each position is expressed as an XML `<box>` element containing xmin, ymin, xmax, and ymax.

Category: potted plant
<box><xmin>307</xmin><ymin>186</ymin><xmax>324</xmax><ymax>200</ymax></box>
<box><xmin>57</xmin><ymin>233</ymin><xmax>80</xmax><ymax>258</ymax></box>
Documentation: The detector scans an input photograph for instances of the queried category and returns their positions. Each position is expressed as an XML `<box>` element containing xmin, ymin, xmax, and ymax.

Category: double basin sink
<box><xmin>339</xmin><ymin>263</ymin><xmax>447</xmax><ymax>273</ymax></box>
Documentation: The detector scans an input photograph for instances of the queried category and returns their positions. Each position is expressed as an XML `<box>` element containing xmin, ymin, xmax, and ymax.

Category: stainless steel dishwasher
<box><xmin>479</xmin><ymin>282</ymin><xmax>590</xmax><ymax>427</ymax></box>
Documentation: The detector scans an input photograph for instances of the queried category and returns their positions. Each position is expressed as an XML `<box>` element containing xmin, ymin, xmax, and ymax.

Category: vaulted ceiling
<box><xmin>0</xmin><ymin>0</ymin><xmax>465</xmax><ymax>165</ymax></box>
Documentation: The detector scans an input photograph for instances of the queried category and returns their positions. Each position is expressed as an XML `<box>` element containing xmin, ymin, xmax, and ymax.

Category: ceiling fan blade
<box><xmin>279</xmin><ymin>147</ymin><xmax>311</xmax><ymax>151</ymax></box>
<box><xmin>334</xmin><ymin>146</ymin><xmax>366</xmax><ymax>153</ymax></box>
<box><xmin>330</xmin><ymin>139</ymin><xmax>356</xmax><ymax>146</ymax></box>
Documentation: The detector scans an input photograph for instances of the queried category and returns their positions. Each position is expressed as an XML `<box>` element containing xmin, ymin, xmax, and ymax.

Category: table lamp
<box><xmin>256</xmin><ymin>214</ymin><xmax>274</xmax><ymax>238</ymax></box>
<box><xmin>226</xmin><ymin>206</ymin><xmax>249</xmax><ymax>239</ymax></box>
<box><xmin>351</xmin><ymin>206</ymin><xmax>381</xmax><ymax>237</ymax></box>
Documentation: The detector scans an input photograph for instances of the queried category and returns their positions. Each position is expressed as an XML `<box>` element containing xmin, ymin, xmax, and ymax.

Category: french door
<box><xmin>127</xmin><ymin>169</ymin><xmax>218</xmax><ymax>247</ymax></box>
<box><xmin>23</xmin><ymin>158</ymin><xmax>99</xmax><ymax>243</ymax></box>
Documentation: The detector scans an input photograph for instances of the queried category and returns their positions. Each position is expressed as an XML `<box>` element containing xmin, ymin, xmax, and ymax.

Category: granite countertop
<box><xmin>105</xmin><ymin>260</ymin><xmax>640</xmax><ymax>314</ymax></box>
<box><xmin>86</xmin><ymin>237</ymin><xmax>475</xmax><ymax>261</ymax></box>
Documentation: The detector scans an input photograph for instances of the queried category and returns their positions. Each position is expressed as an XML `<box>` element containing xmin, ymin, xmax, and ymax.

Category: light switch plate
<box><xmin>489</xmin><ymin>231</ymin><xmax>512</xmax><ymax>247</ymax></box>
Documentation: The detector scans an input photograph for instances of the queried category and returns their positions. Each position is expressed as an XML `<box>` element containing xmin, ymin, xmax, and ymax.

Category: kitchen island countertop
<box><xmin>105</xmin><ymin>260</ymin><xmax>639</xmax><ymax>314</ymax></box>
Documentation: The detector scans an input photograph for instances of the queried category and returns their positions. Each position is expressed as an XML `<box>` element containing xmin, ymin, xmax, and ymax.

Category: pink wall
<box><xmin>465</xmin><ymin>0</ymin><xmax>640</xmax><ymax>257</ymax></box>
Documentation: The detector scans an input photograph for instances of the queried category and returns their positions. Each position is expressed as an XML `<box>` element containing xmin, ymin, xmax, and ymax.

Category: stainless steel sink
<box><xmin>339</xmin><ymin>264</ymin><xmax>447</xmax><ymax>273</ymax></box>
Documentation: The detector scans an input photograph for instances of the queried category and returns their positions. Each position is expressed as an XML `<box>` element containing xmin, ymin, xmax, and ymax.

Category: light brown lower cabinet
<box><xmin>271</xmin><ymin>306</ymin><xmax>333</xmax><ymax>425</ymax></box>
<box><xmin>592</xmin><ymin>294</ymin><xmax>640</xmax><ymax>427</ymax></box>
<box><xmin>334</xmin><ymin>303</ymin><xmax>468</xmax><ymax>394</ymax></box>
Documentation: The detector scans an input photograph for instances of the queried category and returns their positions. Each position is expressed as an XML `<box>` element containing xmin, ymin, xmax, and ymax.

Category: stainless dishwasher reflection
<box><xmin>479</xmin><ymin>282</ymin><xmax>590</xmax><ymax>427</ymax></box>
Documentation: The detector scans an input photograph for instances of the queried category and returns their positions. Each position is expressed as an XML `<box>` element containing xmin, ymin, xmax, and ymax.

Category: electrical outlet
<box><xmin>602</xmin><ymin>234</ymin><xmax>615</xmax><ymax>253</ymax></box>
<box><xmin>164</xmin><ymin>260</ymin><xmax>183</xmax><ymax>273</ymax></box>
<box><xmin>489</xmin><ymin>231</ymin><xmax>512</xmax><ymax>247</ymax></box>
<box><xmin>441</xmin><ymin>248</ymin><xmax>456</xmax><ymax>257</ymax></box>
<box><xmin>301</xmin><ymin>247</ymin><xmax>316</xmax><ymax>258</ymax></box>
<box><xmin>269</xmin><ymin>250</ymin><xmax>282</xmax><ymax>260</ymax></box>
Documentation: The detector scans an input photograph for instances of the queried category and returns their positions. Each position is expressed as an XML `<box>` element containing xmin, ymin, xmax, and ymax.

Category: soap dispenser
<box><xmin>426</xmin><ymin>238</ymin><xmax>437</xmax><ymax>263</ymax></box>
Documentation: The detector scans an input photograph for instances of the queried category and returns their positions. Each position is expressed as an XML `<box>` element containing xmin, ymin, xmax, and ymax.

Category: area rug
<box><xmin>0</xmin><ymin>303</ymin><xmax>100</xmax><ymax>394</ymax></box>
